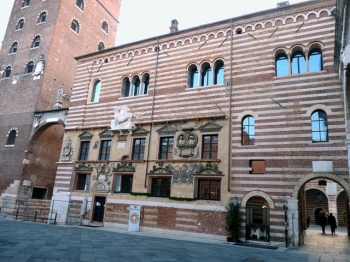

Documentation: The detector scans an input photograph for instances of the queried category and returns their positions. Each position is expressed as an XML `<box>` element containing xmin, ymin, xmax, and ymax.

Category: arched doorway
<box><xmin>245</xmin><ymin>196</ymin><xmax>270</xmax><ymax>242</ymax></box>
<box><xmin>314</xmin><ymin>207</ymin><xmax>326</xmax><ymax>225</ymax></box>
<box><xmin>18</xmin><ymin>120</ymin><xmax>65</xmax><ymax>200</ymax></box>
<box><xmin>288</xmin><ymin>173</ymin><xmax>350</xmax><ymax>246</ymax></box>
<box><xmin>337</xmin><ymin>191</ymin><xmax>349</xmax><ymax>226</ymax></box>
<box><xmin>305</xmin><ymin>188</ymin><xmax>329</xmax><ymax>225</ymax></box>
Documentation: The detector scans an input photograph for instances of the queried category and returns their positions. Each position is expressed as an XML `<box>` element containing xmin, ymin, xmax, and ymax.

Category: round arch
<box><xmin>305</xmin><ymin>187</ymin><xmax>329</xmax><ymax>202</ymax></box>
<box><xmin>291</xmin><ymin>173</ymin><xmax>350</xmax><ymax>200</ymax></box>
<box><xmin>241</xmin><ymin>190</ymin><xmax>275</xmax><ymax>209</ymax></box>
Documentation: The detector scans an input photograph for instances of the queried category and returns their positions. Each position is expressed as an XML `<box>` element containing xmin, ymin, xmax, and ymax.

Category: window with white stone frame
<box><xmin>114</xmin><ymin>174</ymin><xmax>133</xmax><ymax>193</ymax></box>
<box><xmin>75</xmin><ymin>173</ymin><xmax>91</xmax><ymax>191</ymax></box>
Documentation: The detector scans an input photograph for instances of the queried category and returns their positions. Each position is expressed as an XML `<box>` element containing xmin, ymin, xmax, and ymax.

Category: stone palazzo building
<box><xmin>53</xmin><ymin>0</ymin><xmax>350</xmax><ymax>246</ymax></box>
<box><xmin>0</xmin><ymin>0</ymin><xmax>121</xmax><ymax>207</ymax></box>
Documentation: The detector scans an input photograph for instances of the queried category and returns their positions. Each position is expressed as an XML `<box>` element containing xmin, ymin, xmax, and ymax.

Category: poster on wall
<box><xmin>326</xmin><ymin>183</ymin><xmax>337</xmax><ymax>195</ymax></box>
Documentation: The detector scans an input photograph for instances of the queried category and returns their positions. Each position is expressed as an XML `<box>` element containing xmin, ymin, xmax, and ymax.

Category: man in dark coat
<box><xmin>306</xmin><ymin>215</ymin><xmax>310</xmax><ymax>228</ymax></box>
<box><xmin>328</xmin><ymin>213</ymin><xmax>337</xmax><ymax>234</ymax></box>
<box><xmin>319</xmin><ymin>213</ymin><xmax>327</xmax><ymax>233</ymax></box>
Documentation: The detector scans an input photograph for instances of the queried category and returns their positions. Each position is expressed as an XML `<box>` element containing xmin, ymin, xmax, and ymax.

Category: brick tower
<box><xmin>0</xmin><ymin>0</ymin><xmax>121</xmax><ymax>204</ymax></box>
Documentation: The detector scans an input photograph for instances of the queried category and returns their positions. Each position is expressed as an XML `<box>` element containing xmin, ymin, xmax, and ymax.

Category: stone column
<box><xmin>287</xmin><ymin>198</ymin><xmax>299</xmax><ymax>246</ymax></box>
<box><xmin>328</xmin><ymin>201</ymin><xmax>337</xmax><ymax>221</ymax></box>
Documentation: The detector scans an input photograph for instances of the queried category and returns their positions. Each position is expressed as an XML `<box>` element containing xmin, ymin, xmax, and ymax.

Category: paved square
<box><xmin>0</xmin><ymin>218</ymin><xmax>349</xmax><ymax>261</ymax></box>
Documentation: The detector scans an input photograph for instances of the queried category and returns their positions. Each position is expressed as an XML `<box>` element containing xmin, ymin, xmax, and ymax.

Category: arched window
<box><xmin>275</xmin><ymin>53</ymin><xmax>288</xmax><ymax>76</ymax></box>
<box><xmin>37</xmin><ymin>12</ymin><xmax>47</xmax><ymax>24</ymax></box>
<box><xmin>214</xmin><ymin>61</ymin><xmax>224</xmax><ymax>85</ymax></box>
<box><xmin>25</xmin><ymin>61</ymin><xmax>34</xmax><ymax>74</ymax></box>
<box><xmin>311</xmin><ymin>110</ymin><xmax>328</xmax><ymax>142</ymax></box>
<box><xmin>9</xmin><ymin>42</ymin><xmax>18</xmax><ymax>54</ymax></box>
<box><xmin>98</xmin><ymin>42</ymin><xmax>105</xmax><ymax>51</ymax></box>
<box><xmin>242</xmin><ymin>116</ymin><xmax>255</xmax><ymax>145</ymax></box>
<box><xmin>76</xmin><ymin>0</ymin><xmax>84</xmax><ymax>11</ymax></box>
<box><xmin>201</xmin><ymin>63</ymin><xmax>212</xmax><ymax>87</ymax></box>
<box><xmin>132</xmin><ymin>77</ymin><xmax>140</xmax><ymax>96</ymax></box>
<box><xmin>189</xmin><ymin>65</ymin><xmax>198</xmax><ymax>88</ymax></box>
<box><xmin>22</xmin><ymin>0</ymin><xmax>30</xmax><ymax>7</ymax></box>
<box><xmin>142</xmin><ymin>74</ymin><xmax>150</xmax><ymax>95</ymax></box>
<box><xmin>291</xmin><ymin>51</ymin><xmax>306</xmax><ymax>74</ymax></box>
<box><xmin>308</xmin><ymin>48</ymin><xmax>323</xmax><ymax>72</ymax></box>
<box><xmin>3</xmin><ymin>66</ymin><xmax>12</xmax><ymax>78</ymax></box>
<box><xmin>102</xmin><ymin>21</ymin><xmax>108</xmax><ymax>33</ymax></box>
<box><xmin>71</xmin><ymin>20</ymin><xmax>79</xmax><ymax>34</ymax></box>
<box><xmin>6</xmin><ymin>130</ymin><xmax>17</xmax><ymax>146</ymax></box>
<box><xmin>31</xmin><ymin>36</ymin><xmax>40</xmax><ymax>48</ymax></box>
<box><xmin>16</xmin><ymin>19</ymin><xmax>24</xmax><ymax>30</ymax></box>
<box><xmin>121</xmin><ymin>77</ymin><xmax>131</xmax><ymax>97</ymax></box>
<box><xmin>91</xmin><ymin>80</ymin><xmax>101</xmax><ymax>102</ymax></box>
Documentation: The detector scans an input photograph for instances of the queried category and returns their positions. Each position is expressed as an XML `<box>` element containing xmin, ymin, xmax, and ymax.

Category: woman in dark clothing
<box><xmin>328</xmin><ymin>213</ymin><xmax>337</xmax><ymax>234</ymax></box>
<box><xmin>319</xmin><ymin>213</ymin><xmax>327</xmax><ymax>233</ymax></box>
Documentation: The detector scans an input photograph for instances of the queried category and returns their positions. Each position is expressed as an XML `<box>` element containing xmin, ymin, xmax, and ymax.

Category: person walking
<box><xmin>306</xmin><ymin>215</ymin><xmax>310</xmax><ymax>228</ymax></box>
<box><xmin>320</xmin><ymin>213</ymin><xmax>327</xmax><ymax>233</ymax></box>
<box><xmin>328</xmin><ymin>213</ymin><xmax>337</xmax><ymax>234</ymax></box>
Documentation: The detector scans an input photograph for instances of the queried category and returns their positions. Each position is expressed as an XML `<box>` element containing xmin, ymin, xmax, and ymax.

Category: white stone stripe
<box><xmin>231</xmin><ymin>146</ymin><xmax>346</xmax><ymax>153</ymax></box>
<box><xmin>70</xmin><ymin>196</ymin><xmax>226</xmax><ymax>211</ymax></box>
<box><xmin>55</xmin><ymin>181</ymin><xmax>71</xmax><ymax>184</ymax></box>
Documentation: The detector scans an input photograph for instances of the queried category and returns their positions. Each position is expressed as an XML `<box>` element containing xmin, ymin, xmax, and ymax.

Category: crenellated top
<box><xmin>81</xmin><ymin>3</ymin><xmax>335</xmax><ymax>65</ymax></box>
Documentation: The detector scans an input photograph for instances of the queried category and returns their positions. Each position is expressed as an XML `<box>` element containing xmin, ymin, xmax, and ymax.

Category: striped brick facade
<box><xmin>53</xmin><ymin>0</ymin><xmax>350</xmax><ymax>245</ymax></box>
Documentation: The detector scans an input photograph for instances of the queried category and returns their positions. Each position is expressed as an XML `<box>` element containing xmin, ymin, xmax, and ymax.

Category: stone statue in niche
<box><xmin>33</xmin><ymin>54</ymin><xmax>45</xmax><ymax>79</ymax></box>
<box><xmin>60</xmin><ymin>137</ymin><xmax>73</xmax><ymax>161</ymax></box>
<box><xmin>110</xmin><ymin>106</ymin><xmax>144</xmax><ymax>135</ymax></box>
<box><xmin>53</xmin><ymin>87</ymin><xmax>63</xmax><ymax>109</ymax></box>
<box><xmin>176</xmin><ymin>132</ymin><xmax>198</xmax><ymax>158</ymax></box>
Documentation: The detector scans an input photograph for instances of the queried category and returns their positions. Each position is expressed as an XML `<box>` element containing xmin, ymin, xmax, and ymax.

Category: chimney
<box><xmin>169</xmin><ymin>19</ymin><xmax>179</xmax><ymax>33</ymax></box>
<box><xmin>277</xmin><ymin>1</ymin><xmax>289</xmax><ymax>7</ymax></box>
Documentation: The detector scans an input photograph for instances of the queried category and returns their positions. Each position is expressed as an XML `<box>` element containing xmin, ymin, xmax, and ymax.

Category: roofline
<box><xmin>75</xmin><ymin>0</ymin><xmax>331</xmax><ymax>60</ymax></box>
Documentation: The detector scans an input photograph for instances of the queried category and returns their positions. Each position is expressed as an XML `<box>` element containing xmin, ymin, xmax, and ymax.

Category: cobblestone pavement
<box><xmin>0</xmin><ymin>218</ymin><xmax>349</xmax><ymax>262</ymax></box>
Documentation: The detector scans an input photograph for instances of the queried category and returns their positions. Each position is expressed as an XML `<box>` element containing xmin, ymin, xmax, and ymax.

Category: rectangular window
<box><xmin>79</xmin><ymin>141</ymin><xmax>90</xmax><ymax>161</ymax></box>
<box><xmin>159</xmin><ymin>137</ymin><xmax>174</xmax><ymax>159</ymax></box>
<box><xmin>151</xmin><ymin>178</ymin><xmax>171</xmax><ymax>197</ymax></box>
<box><xmin>197</xmin><ymin>179</ymin><xmax>221</xmax><ymax>201</ymax></box>
<box><xmin>132</xmin><ymin>138</ymin><xmax>145</xmax><ymax>160</ymax></box>
<box><xmin>12</xmin><ymin>74</ymin><xmax>19</xmax><ymax>84</ymax></box>
<box><xmin>76</xmin><ymin>174</ymin><xmax>91</xmax><ymax>191</ymax></box>
<box><xmin>99</xmin><ymin>140</ymin><xmax>111</xmax><ymax>160</ymax></box>
<box><xmin>202</xmin><ymin>135</ymin><xmax>218</xmax><ymax>159</ymax></box>
<box><xmin>31</xmin><ymin>187</ymin><xmax>47</xmax><ymax>199</ymax></box>
<box><xmin>114</xmin><ymin>175</ymin><xmax>133</xmax><ymax>193</ymax></box>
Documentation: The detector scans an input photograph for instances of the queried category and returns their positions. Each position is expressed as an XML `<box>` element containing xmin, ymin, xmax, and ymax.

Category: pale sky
<box><xmin>0</xmin><ymin>0</ymin><xmax>306</xmax><ymax>50</ymax></box>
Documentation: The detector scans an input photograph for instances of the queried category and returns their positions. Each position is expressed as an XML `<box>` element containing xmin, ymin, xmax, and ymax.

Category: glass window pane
<box><xmin>309</xmin><ymin>49</ymin><xmax>323</xmax><ymax>72</ymax></box>
<box><xmin>91</xmin><ymin>81</ymin><xmax>101</xmax><ymax>102</ymax></box>
<box><xmin>215</xmin><ymin>63</ymin><xmax>224</xmax><ymax>84</ymax></box>
<box><xmin>275</xmin><ymin>54</ymin><xmax>288</xmax><ymax>76</ymax></box>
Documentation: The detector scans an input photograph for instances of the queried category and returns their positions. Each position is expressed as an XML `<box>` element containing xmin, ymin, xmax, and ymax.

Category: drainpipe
<box><xmin>144</xmin><ymin>38</ymin><xmax>159</xmax><ymax>188</ymax></box>
<box><xmin>228</xmin><ymin>19</ymin><xmax>233</xmax><ymax>193</ymax></box>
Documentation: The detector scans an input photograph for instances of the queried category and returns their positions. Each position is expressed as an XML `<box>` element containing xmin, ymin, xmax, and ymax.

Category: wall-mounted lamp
<box><xmin>224</xmin><ymin>79</ymin><xmax>230</xmax><ymax>90</ymax></box>
<box><xmin>318</xmin><ymin>179</ymin><xmax>327</xmax><ymax>186</ymax></box>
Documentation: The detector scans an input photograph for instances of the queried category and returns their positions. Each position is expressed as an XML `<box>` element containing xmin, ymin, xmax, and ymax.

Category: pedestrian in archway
<box><xmin>320</xmin><ymin>213</ymin><xmax>327</xmax><ymax>233</ymax></box>
<box><xmin>328</xmin><ymin>213</ymin><xmax>337</xmax><ymax>234</ymax></box>
<box><xmin>306</xmin><ymin>214</ymin><xmax>310</xmax><ymax>228</ymax></box>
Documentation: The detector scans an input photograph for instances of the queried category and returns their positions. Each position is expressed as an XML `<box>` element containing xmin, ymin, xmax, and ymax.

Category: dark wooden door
<box><xmin>93</xmin><ymin>197</ymin><xmax>105</xmax><ymax>222</ymax></box>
